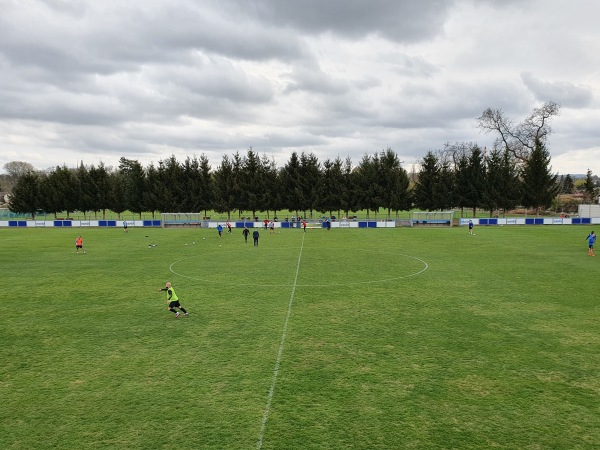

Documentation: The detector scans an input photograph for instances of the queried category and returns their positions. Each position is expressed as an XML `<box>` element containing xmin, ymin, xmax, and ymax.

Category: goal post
<box><xmin>161</xmin><ymin>213</ymin><xmax>206</xmax><ymax>228</ymax></box>
<box><xmin>395</xmin><ymin>219</ymin><xmax>413</xmax><ymax>227</ymax></box>
<box><xmin>411</xmin><ymin>211</ymin><xmax>454</xmax><ymax>227</ymax></box>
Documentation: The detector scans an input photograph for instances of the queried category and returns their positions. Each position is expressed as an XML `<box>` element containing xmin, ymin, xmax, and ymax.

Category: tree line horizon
<box><xmin>6</xmin><ymin>141</ymin><xmax>593</xmax><ymax>221</ymax></box>
<box><xmin>5</xmin><ymin>101</ymin><xmax>598</xmax><ymax>219</ymax></box>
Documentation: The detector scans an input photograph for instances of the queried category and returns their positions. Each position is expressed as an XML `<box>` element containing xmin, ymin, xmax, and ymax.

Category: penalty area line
<box><xmin>256</xmin><ymin>232</ymin><xmax>305</xmax><ymax>449</ymax></box>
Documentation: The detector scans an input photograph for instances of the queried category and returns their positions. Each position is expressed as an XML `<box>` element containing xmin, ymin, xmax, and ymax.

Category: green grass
<box><xmin>1</xmin><ymin>225</ymin><xmax>599</xmax><ymax>449</ymax></box>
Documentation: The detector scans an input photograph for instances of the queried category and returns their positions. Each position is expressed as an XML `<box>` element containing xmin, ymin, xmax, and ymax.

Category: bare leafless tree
<box><xmin>439</xmin><ymin>141</ymin><xmax>480</xmax><ymax>168</ymax></box>
<box><xmin>2</xmin><ymin>161</ymin><xmax>35</xmax><ymax>192</ymax></box>
<box><xmin>477</xmin><ymin>101</ymin><xmax>560</xmax><ymax>162</ymax></box>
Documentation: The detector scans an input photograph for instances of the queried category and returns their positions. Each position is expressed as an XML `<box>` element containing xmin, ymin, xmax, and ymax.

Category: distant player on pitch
<box><xmin>75</xmin><ymin>235</ymin><xmax>86</xmax><ymax>254</ymax></box>
<box><xmin>586</xmin><ymin>231</ymin><xmax>596</xmax><ymax>256</ymax></box>
<box><xmin>158</xmin><ymin>282</ymin><xmax>189</xmax><ymax>318</ymax></box>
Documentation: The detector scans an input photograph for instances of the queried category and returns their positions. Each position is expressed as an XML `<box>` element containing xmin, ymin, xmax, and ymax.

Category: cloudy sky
<box><xmin>1</xmin><ymin>0</ymin><xmax>599</xmax><ymax>176</ymax></box>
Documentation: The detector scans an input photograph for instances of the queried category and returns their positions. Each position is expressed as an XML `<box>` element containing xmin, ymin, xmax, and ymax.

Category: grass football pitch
<box><xmin>1</xmin><ymin>225</ymin><xmax>599</xmax><ymax>449</ymax></box>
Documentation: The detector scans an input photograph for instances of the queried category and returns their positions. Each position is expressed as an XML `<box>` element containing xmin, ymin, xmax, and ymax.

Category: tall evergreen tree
<box><xmin>143</xmin><ymin>163</ymin><xmax>161</xmax><ymax>218</ymax></box>
<box><xmin>213</xmin><ymin>155</ymin><xmax>236</xmax><ymax>217</ymax></box>
<box><xmin>466</xmin><ymin>146</ymin><xmax>486</xmax><ymax>217</ymax></box>
<box><xmin>197</xmin><ymin>155</ymin><xmax>214</xmax><ymax>219</ymax></box>
<box><xmin>454</xmin><ymin>152</ymin><xmax>470</xmax><ymax>216</ymax></box>
<box><xmin>413</xmin><ymin>151</ymin><xmax>440</xmax><ymax>211</ymax></box>
<box><xmin>230</xmin><ymin>152</ymin><xmax>244</xmax><ymax>219</ymax></box>
<box><xmin>497</xmin><ymin>149</ymin><xmax>521</xmax><ymax>215</ymax></box>
<box><xmin>240</xmin><ymin>148</ymin><xmax>265</xmax><ymax>219</ymax></box>
<box><xmin>88</xmin><ymin>162</ymin><xmax>111</xmax><ymax>219</ymax></box>
<box><xmin>38</xmin><ymin>175</ymin><xmax>58</xmax><ymax>218</ymax></box>
<box><xmin>118</xmin><ymin>158</ymin><xmax>146</xmax><ymax>218</ymax></box>
<box><xmin>379</xmin><ymin>148</ymin><xmax>410</xmax><ymax>218</ymax></box>
<box><xmin>453</xmin><ymin>146</ymin><xmax>486</xmax><ymax>216</ymax></box>
<box><xmin>179</xmin><ymin>156</ymin><xmax>201</xmax><ymax>212</ymax></box>
<box><xmin>262</xmin><ymin>155</ymin><xmax>282</xmax><ymax>219</ymax></box>
<box><xmin>75</xmin><ymin>162</ymin><xmax>94</xmax><ymax>219</ymax></box>
<box><xmin>157</xmin><ymin>156</ymin><xmax>184</xmax><ymax>212</ymax></box>
<box><xmin>340</xmin><ymin>157</ymin><xmax>359</xmax><ymax>218</ymax></box>
<box><xmin>317</xmin><ymin>157</ymin><xmax>344</xmax><ymax>217</ymax></box>
<box><xmin>521</xmin><ymin>138</ymin><xmax>559</xmax><ymax>215</ymax></box>
<box><xmin>8</xmin><ymin>170</ymin><xmax>42</xmax><ymax>219</ymax></box>
<box><xmin>355</xmin><ymin>153</ymin><xmax>381</xmax><ymax>218</ymax></box>
<box><xmin>331</xmin><ymin>156</ymin><xmax>347</xmax><ymax>218</ymax></box>
<box><xmin>109</xmin><ymin>171</ymin><xmax>127</xmax><ymax>219</ymax></box>
<box><xmin>437</xmin><ymin>160</ymin><xmax>455</xmax><ymax>210</ymax></box>
<box><xmin>42</xmin><ymin>165</ymin><xmax>78</xmax><ymax>217</ymax></box>
<box><xmin>562</xmin><ymin>174</ymin><xmax>575</xmax><ymax>194</ymax></box>
<box><xmin>281</xmin><ymin>152</ymin><xmax>303</xmax><ymax>217</ymax></box>
<box><xmin>483</xmin><ymin>148</ymin><xmax>503</xmax><ymax>216</ymax></box>
<box><xmin>582</xmin><ymin>169</ymin><xmax>597</xmax><ymax>203</ymax></box>
<box><xmin>299</xmin><ymin>152</ymin><xmax>321</xmax><ymax>218</ymax></box>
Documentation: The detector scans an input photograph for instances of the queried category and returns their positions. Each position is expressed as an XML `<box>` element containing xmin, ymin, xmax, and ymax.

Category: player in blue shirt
<box><xmin>586</xmin><ymin>231</ymin><xmax>596</xmax><ymax>256</ymax></box>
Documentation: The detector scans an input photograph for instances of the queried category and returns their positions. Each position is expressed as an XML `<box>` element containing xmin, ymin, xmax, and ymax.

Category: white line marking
<box><xmin>170</xmin><ymin>252</ymin><xmax>429</xmax><ymax>287</ymax></box>
<box><xmin>256</xmin><ymin>233</ymin><xmax>305</xmax><ymax>449</ymax></box>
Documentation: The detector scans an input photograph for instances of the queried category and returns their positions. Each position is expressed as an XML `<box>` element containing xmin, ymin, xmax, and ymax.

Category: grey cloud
<box><xmin>0</xmin><ymin>0</ymin><xmax>599</xmax><ymax>177</ymax></box>
<box><xmin>242</xmin><ymin>0</ymin><xmax>454</xmax><ymax>43</ymax></box>
<box><xmin>131</xmin><ymin>4</ymin><xmax>308</xmax><ymax>63</ymax></box>
<box><xmin>388</xmin><ymin>54</ymin><xmax>440</xmax><ymax>78</ymax></box>
<box><xmin>36</xmin><ymin>0</ymin><xmax>88</xmax><ymax>17</ymax></box>
<box><xmin>551</xmin><ymin>115</ymin><xmax>600</xmax><ymax>155</ymax></box>
<box><xmin>370</xmin><ymin>79</ymin><xmax>524</xmax><ymax>130</ymax></box>
<box><xmin>258</xmin><ymin>131</ymin><xmax>327</xmax><ymax>149</ymax></box>
<box><xmin>156</xmin><ymin>59</ymin><xmax>274</xmax><ymax>103</ymax></box>
<box><xmin>0</xmin><ymin>87</ymin><xmax>129</xmax><ymax>126</ymax></box>
<box><xmin>521</xmin><ymin>72</ymin><xmax>593</xmax><ymax>108</ymax></box>
<box><xmin>0</xmin><ymin>1</ymin><xmax>308</xmax><ymax>80</ymax></box>
<box><xmin>0</xmin><ymin>54</ymin><xmax>275</xmax><ymax>126</ymax></box>
<box><xmin>283</xmin><ymin>64</ymin><xmax>352</xmax><ymax>95</ymax></box>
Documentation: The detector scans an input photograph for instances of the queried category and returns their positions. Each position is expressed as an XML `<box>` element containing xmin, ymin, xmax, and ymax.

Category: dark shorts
<box><xmin>168</xmin><ymin>300</ymin><xmax>181</xmax><ymax>308</ymax></box>
<box><xmin>589</xmin><ymin>244</ymin><xmax>594</xmax><ymax>249</ymax></box>
<box><xmin>76</xmin><ymin>245</ymin><xmax>83</xmax><ymax>249</ymax></box>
